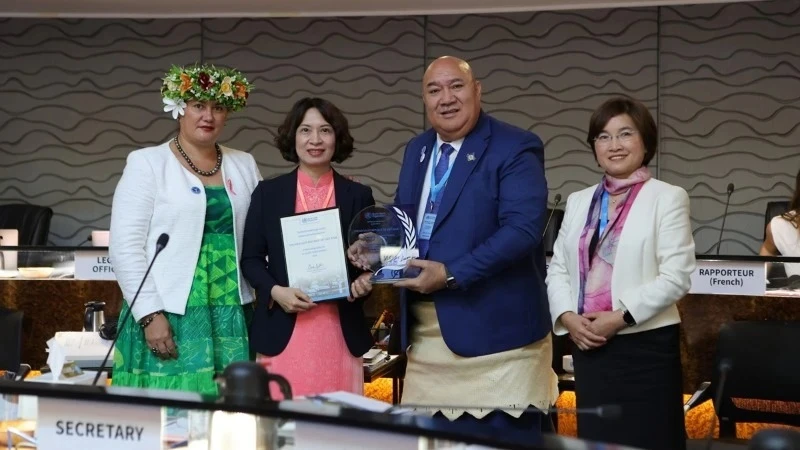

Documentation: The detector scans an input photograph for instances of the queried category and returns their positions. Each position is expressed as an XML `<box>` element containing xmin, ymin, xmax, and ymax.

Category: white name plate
<box><xmin>689</xmin><ymin>260</ymin><xmax>765</xmax><ymax>296</ymax></box>
<box><xmin>37</xmin><ymin>397</ymin><xmax>161</xmax><ymax>450</ymax></box>
<box><xmin>75</xmin><ymin>250</ymin><xmax>116</xmax><ymax>280</ymax></box>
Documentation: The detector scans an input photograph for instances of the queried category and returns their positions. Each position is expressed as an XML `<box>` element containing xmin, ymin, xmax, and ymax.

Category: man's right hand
<box><xmin>560</xmin><ymin>311</ymin><xmax>607</xmax><ymax>351</ymax></box>
<box><xmin>144</xmin><ymin>314</ymin><xmax>178</xmax><ymax>360</ymax></box>
<box><xmin>271</xmin><ymin>285</ymin><xmax>316</xmax><ymax>314</ymax></box>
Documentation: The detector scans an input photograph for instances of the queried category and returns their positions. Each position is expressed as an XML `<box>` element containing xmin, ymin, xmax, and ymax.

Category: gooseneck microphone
<box><xmin>390</xmin><ymin>403</ymin><xmax>622</xmax><ymax>420</ymax></box>
<box><xmin>704</xmin><ymin>358</ymin><xmax>733</xmax><ymax>450</ymax></box>
<box><xmin>714</xmin><ymin>183</ymin><xmax>735</xmax><ymax>255</ymax></box>
<box><xmin>92</xmin><ymin>233</ymin><xmax>170</xmax><ymax>386</ymax></box>
<box><xmin>542</xmin><ymin>193</ymin><xmax>563</xmax><ymax>238</ymax></box>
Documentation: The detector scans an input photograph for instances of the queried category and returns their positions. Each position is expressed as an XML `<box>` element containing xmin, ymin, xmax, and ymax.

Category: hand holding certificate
<box><xmin>280</xmin><ymin>208</ymin><xmax>350</xmax><ymax>302</ymax></box>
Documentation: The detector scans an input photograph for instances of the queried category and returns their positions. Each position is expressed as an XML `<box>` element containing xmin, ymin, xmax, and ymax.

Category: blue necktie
<box><xmin>419</xmin><ymin>143</ymin><xmax>455</xmax><ymax>258</ymax></box>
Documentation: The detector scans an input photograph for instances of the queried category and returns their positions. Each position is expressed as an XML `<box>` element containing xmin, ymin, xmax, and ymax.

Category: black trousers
<box><xmin>572</xmin><ymin>325</ymin><xmax>686</xmax><ymax>450</ymax></box>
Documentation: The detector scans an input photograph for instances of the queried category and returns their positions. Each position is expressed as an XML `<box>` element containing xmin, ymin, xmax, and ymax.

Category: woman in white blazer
<box><xmin>546</xmin><ymin>96</ymin><xmax>696</xmax><ymax>450</ymax></box>
<box><xmin>109</xmin><ymin>64</ymin><xmax>261</xmax><ymax>394</ymax></box>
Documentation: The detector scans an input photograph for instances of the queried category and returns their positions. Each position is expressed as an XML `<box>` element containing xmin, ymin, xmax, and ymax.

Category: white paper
<box><xmin>315</xmin><ymin>391</ymin><xmax>393</xmax><ymax>413</ymax></box>
<box><xmin>45</xmin><ymin>338</ymin><xmax>66</xmax><ymax>381</ymax></box>
<box><xmin>280</xmin><ymin>208</ymin><xmax>350</xmax><ymax>302</ymax></box>
<box><xmin>53</xmin><ymin>331</ymin><xmax>114</xmax><ymax>367</ymax></box>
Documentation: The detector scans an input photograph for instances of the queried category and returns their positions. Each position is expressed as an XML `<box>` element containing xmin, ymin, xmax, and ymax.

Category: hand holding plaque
<box><xmin>347</xmin><ymin>205</ymin><xmax>420</xmax><ymax>284</ymax></box>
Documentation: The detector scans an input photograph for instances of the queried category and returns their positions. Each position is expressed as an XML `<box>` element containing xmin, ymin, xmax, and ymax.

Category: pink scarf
<box><xmin>577</xmin><ymin>167</ymin><xmax>652</xmax><ymax>314</ymax></box>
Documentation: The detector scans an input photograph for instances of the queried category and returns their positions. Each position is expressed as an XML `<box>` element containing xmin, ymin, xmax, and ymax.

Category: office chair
<box><xmin>0</xmin><ymin>307</ymin><xmax>24</xmax><ymax>372</ymax></box>
<box><xmin>685</xmin><ymin>321</ymin><xmax>800</xmax><ymax>447</ymax></box>
<box><xmin>0</xmin><ymin>204</ymin><xmax>53</xmax><ymax>246</ymax></box>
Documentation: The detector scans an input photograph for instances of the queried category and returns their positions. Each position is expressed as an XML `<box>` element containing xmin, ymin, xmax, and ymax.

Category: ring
<box><xmin>151</xmin><ymin>347</ymin><xmax>159</xmax><ymax>354</ymax></box>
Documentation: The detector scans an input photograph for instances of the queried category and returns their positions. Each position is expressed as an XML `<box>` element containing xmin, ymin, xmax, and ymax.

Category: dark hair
<box><xmin>274</xmin><ymin>97</ymin><xmax>355</xmax><ymax>164</ymax></box>
<box><xmin>781</xmin><ymin>168</ymin><xmax>800</xmax><ymax>227</ymax></box>
<box><xmin>586</xmin><ymin>96</ymin><xmax>657</xmax><ymax>167</ymax></box>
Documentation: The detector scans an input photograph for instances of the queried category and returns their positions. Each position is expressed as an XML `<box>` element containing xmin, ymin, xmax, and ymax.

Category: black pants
<box><xmin>572</xmin><ymin>325</ymin><xmax>686</xmax><ymax>450</ymax></box>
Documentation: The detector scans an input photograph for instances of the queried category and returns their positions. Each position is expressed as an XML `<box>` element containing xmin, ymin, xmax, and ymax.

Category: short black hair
<box><xmin>275</xmin><ymin>97</ymin><xmax>355</xmax><ymax>164</ymax></box>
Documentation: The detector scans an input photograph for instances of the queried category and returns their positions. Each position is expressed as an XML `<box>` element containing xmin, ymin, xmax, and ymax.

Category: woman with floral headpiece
<box><xmin>109</xmin><ymin>64</ymin><xmax>260</xmax><ymax>394</ymax></box>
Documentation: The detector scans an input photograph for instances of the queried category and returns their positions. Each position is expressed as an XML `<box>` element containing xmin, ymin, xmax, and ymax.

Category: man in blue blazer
<box><xmin>391</xmin><ymin>56</ymin><xmax>558</xmax><ymax>436</ymax></box>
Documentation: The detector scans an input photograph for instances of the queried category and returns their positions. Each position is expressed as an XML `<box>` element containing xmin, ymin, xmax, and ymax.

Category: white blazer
<box><xmin>109</xmin><ymin>142</ymin><xmax>262</xmax><ymax>321</ymax></box>
<box><xmin>546</xmin><ymin>178</ymin><xmax>696</xmax><ymax>336</ymax></box>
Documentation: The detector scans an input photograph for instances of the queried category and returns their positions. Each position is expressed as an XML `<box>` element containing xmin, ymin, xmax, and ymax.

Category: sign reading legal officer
<box><xmin>37</xmin><ymin>397</ymin><xmax>160</xmax><ymax>450</ymax></box>
<box><xmin>75</xmin><ymin>250</ymin><xmax>116</xmax><ymax>281</ymax></box>
<box><xmin>689</xmin><ymin>260</ymin><xmax>765</xmax><ymax>296</ymax></box>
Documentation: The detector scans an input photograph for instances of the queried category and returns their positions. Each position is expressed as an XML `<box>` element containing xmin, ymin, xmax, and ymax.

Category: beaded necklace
<box><xmin>174</xmin><ymin>135</ymin><xmax>222</xmax><ymax>177</ymax></box>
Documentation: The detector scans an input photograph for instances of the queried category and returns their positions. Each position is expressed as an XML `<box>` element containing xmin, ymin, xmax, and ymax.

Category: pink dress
<box><xmin>260</xmin><ymin>169</ymin><xmax>364</xmax><ymax>399</ymax></box>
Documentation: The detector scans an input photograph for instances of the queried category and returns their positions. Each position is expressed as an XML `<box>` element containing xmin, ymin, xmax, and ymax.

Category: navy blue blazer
<box><xmin>242</xmin><ymin>169</ymin><xmax>375</xmax><ymax>357</ymax></box>
<box><xmin>396</xmin><ymin>112</ymin><xmax>552</xmax><ymax>357</ymax></box>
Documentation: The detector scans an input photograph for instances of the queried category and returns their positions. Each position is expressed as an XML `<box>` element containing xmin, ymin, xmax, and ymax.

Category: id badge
<box><xmin>419</xmin><ymin>213</ymin><xmax>436</xmax><ymax>240</ymax></box>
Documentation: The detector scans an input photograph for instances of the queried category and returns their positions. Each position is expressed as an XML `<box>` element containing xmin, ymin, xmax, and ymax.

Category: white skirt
<box><xmin>401</xmin><ymin>301</ymin><xmax>560</xmax><ymax>420</ymax></box>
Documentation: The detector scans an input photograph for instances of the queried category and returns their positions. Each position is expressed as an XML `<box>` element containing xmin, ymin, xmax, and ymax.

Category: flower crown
<box><xmin>161</xmin><ymin>64</ymin><xmax>253</xmax><ymax>119</ymax></box>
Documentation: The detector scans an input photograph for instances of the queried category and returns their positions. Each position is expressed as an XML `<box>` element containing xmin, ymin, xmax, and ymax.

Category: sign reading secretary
<box><xmin>55</xmin><ymin>420</ymin><xmax>144</xmax><ymax>441</ymax></box>
<box><xmin>37</xmin><ymin>397</ymin><xmax>161</xmax><ymax>450</ymax></box>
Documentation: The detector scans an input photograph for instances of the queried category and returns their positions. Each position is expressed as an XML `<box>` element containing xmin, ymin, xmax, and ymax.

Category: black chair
<box><xmin>0</xmin><ymin>203</ymin><xmax>53</xmax><ymax>246</ymax></box>
<box><xmin>543</xmin><ymin>208</ymin><xmax>565</xmax><ymax>254</ymax></box>
<box><xmin>685</xmin><ymin>321</ymin><xmax>800</xmax><ymax>447</ymax></box>
<box><xmin>0</xmin><ymin>307</ymin><xmax>24</xmax><ymax>372</ymax></box>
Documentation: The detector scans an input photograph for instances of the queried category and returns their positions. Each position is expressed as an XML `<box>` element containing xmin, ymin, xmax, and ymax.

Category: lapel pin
<box><xmin>191</xmin><ymin>186</ymin><xmax>201</xmax><ymax>194</ymax></box>
<box><xmin>227</xmin><ymin>179</ymin><xmax>236</xmax><ymax>195</ymax></box>
<box><xmin>420</xmin><ymin>146</ymin><xmax>427</xmax><ymax>163</ymax></box>
<box><xmin>467</xmin><ymin>153</ymin><xmax>476</xmax><ymax>162</ymax></box>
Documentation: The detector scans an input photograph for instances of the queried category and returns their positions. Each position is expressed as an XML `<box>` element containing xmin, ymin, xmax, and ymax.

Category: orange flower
<box><xmin>234</xmin><ymin>81</ymin><xmax>247</xmax><ymax>99</ymax></box>
<box><xmin>179</xmin><ymin>73</ymin><xmax>192</xmax><ymax>95</ymax></box>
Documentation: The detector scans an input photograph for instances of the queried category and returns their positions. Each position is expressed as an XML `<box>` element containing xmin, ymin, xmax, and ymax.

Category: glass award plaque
<box><xmin>347</xmin><ymin>205</ymin><xmax>419</xmax><ymax>283</ymax></box>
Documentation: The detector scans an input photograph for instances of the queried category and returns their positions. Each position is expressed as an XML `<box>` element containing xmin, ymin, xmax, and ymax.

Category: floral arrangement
<box><xmin>161</xmin><ymin>64</ymin><xmax>253</xmax><ymax>119</ymax></box>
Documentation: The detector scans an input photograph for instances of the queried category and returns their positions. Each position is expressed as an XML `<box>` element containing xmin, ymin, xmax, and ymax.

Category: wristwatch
<box><xmin>621</xmin><ymin>309</ymin><xmax>636</xmax><ymax>327</ymax></box>
<box><xmin>444</xmin><ymin>266</ymin><xmax>458</xmax><ymax>290</ymax></box>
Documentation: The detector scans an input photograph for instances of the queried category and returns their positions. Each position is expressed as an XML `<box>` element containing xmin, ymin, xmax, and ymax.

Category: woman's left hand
<box><xmin>348</xmin><ymin>272</ymin><xmax>373</xmax><ymax>302</ymax></box>
<box><xmin>583</xmin><ymin>310</ymin><xmax>628</xmax><ymax>339</ymax></box>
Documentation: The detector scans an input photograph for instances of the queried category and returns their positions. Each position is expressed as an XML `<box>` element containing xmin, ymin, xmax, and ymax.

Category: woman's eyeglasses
<box><xmin>594</xmin><ymin>130</ymin><xmax>638</xmax><ymax>147</ymax></box>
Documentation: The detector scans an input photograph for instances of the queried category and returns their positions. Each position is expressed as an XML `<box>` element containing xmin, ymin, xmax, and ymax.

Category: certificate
<box><xmin>280</xmin><ymin>207</ymin><xmax>350</xmax><ymax>302</ymax></box>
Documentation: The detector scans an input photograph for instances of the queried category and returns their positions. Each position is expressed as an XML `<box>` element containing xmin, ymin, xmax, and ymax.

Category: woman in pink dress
<box><xmin>241</xmin><ymin>97</ymin><xmax>375</xmax><ymax>398</ymax></box>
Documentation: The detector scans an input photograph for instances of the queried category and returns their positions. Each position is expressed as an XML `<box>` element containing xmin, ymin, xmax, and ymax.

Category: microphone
<box><xmin>704</xmin><ymin>358</ymin><xmax>733</xmax><ymax>450</ymax></box>
<box><xmin>542</xmin><ymin>193</ymin><xmax>562</xmax><ymax>238</ymax></box>
<box><xmin>92</xmin><ymin>233</ymin><xmax>170</xmax><ymax>386</ymax></box>
<box><xmin>390</xmin><ymin>403</ymin><xmax>622</xmax><ymax>420</ymax></box>
<box><xmin>714</xmin><ymin>183</ymin><xmax>735</xmax><ymax>255</ymax></box>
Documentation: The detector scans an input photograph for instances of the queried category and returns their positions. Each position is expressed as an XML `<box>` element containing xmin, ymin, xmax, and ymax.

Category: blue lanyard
<box><xmin>428</xmin><ymin>143</ymin><xmax>455</xmax><ymax>210</ymax></box>
<box><xmin>599</xmin><ymin>190</ymin><xmax>610</xmax><ymax>236</ymax></box>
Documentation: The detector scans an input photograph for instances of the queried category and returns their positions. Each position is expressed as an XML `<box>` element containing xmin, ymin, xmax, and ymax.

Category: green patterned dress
<box><xmin>112</xmin><ymin>186</ymin><xmax>250</xmax><ymax>395</ymax></box>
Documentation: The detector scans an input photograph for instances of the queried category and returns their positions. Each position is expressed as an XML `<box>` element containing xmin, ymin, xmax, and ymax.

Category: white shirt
<box><xmin>415</xmin><ymin>135</ymin><xmax>464</xmax><ymax>230</ymax></box>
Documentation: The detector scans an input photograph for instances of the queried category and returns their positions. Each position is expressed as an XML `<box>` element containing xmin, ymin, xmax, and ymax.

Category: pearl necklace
<box><xmin>174</xmin><ymin>136</ymin><xmax>222</xmax><ymax>177</ymax></box>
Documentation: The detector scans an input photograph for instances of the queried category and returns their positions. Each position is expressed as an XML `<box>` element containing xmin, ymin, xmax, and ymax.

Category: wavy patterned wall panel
<box><xmin>201</xmin><ymin>17</ymin><xmax>425</xmax><ymax>203</ymax></box>
<box><xmin>0</xmin><ymin>2</ymin><xmax>796</xmax><ymax>252</ymax></box>
<box><xmin>660</xmin><ymin>1</ymin><xmax>800</xmax><ymax>254</ymax></box>
<box><xmin>427</xmin><ymin>8</ymin><xmax>659</xmax><ymax>206</ymax></box>
<box><xmin>0</xmin><ymin>19</ymin><xmax>201</xmax><ymax>245</ymax></box>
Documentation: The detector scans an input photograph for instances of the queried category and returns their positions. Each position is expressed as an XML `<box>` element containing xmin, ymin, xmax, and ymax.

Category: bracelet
<box><xmin>139</xmin><ymin>311</ymin><xmax>164</xmax><ymax>329</ymax></box>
